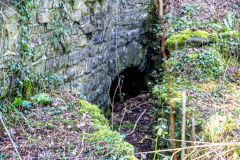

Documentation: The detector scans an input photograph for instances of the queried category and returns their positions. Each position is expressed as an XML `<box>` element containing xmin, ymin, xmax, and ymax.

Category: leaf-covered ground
<box><xmin>112</xmin><ymin>94</ymin><xmax>156</xmax><ymax>152</ymax></box>
<box><xmin>0</xmin><ymin>90</ymin><xmax>136</xmax><ymax>160</ymax></box>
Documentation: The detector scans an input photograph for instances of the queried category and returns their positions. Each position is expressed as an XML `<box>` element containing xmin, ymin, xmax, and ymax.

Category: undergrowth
<box><xmin>147</xmin><ymin>2</ymin><xmax>240</xmax><ymax>159</ymax></box>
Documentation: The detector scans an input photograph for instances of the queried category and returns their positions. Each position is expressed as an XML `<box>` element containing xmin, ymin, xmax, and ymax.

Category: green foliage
<box><xmin>215</xmin><ymin>30</ymin><xmax>240</xmax><ymax>60</ymax></box>
<box><xmin>32</xmin><ymin>93</ymin><xmax>51</xmax><ymax>105</ymax></box>
<box><xmin>85</xmin><ymin>128</ymin><xmax>135</xmax><ymax>158</ymax></box>
<box><xmin>223</xmin><ymin>12</ymin><xmax>234</xmax><ymax>31</ymax></box>
<box><xmin>12</xmin><ymin>97</ymin><xmax>32</xmax><ymax>110</ymax></box>
<box><xmin>50</xmin><ymin>0</ymin><xmax>70</xmax><ymax>53</ymax></box>
<box><xmin>168</xmin><ymin>47</ymin><xmax>225</xmax><ymax>81</ymax></box>
<box><xmin>148</xmin><ymin>3</ymin><xmax>240</xmax><ymax>158</ymax></box>
<box><xmin>113</xmin><ymin>122</ymin><xmax>135</xmax><ymax>131</ymax></box>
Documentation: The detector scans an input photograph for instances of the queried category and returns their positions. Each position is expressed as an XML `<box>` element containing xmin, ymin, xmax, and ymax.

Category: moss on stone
<box><xmin>165</xmin><ymin>30</ymin><xmax>210</xmax><ymax>52</ymax></box>
<box><xmin>192</xmin><ymin>31</ymin><xmax>209</xmax><ymax>39</ymax></box>
<box><xmin>86</xmin><ymin>128</ymin><xmax>135</xmax><ymax>158</ymax></box>
<box><xmin>78</xmin><ymin>100</ymin><xmax>108</xmax><ymax>126</ymax></box>
<box><xmin>77</xmin><ymin>100</ymin><xmax>136</xmax><ymax>159</ymax></box>
<box><xmin>165</xmin><ymin>30</ymin><xmax>191</xmax><ymax>51</ymax></box>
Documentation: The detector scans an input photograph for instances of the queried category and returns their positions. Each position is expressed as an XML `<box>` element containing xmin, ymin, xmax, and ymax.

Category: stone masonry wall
<box><xmin>0</xmin><ymin>0</ymin><xmax>151</xmax><ymax>109</ymax></box>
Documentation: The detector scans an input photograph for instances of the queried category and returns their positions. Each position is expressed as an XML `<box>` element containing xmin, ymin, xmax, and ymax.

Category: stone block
<box><xmin>59</xmin><ymin>55</ymin><xmax>69</xmax><ymax>69</ymax></box>
<box><xmin>73</xmin><ymin>0</ymin><xmax>89</xmax><ymax>12</ymax></box>
<box><xmin>69</xmin><ymin>50</ymin><xmax>86</xmax><ymax>65</ymax></box>
<box><xmin>41</xmin><ymin>0</ymin><xmax>49</xmax><ymax>9</ymax></box>
<box><xmin>37</xmin><ymin>11</ymin><xmax>51</xmax><ymax>23</ymax></box>
<box><xmin>71</xmin><ymin>11</ymin><xmax>82</xmax><ymax>22</ymax></box>
<box><xmin>78</xmin><ymin>35</ymin><xmax>88</xmax><ymax>47</ymax></box>
<box><xmin>93</xmin><ymin>2</ymin><xmax>102</xmax><ymax>15</ymax></box>
<box><xmin>65</xmin><ymin>66</ymin><xmax>76</xmax><ymax>80</ymax></box>
<box><xmin>75</xmin><ymin>61</ymin><xmax>86</xmax><ymax>77</ymax></box>
<box><xmin>45</xmin><ymin>57</ymin><xmax>59</xmax><ymax>71</ymax></box>
<box><xmin>127</xmin><ymin>29</ymin><xmax>140</xmax><ymax>42</ymax></box>
<box><xmin>92</xmin><ymin>32</ymin><xmax>103</xmax><ymax>44</ymax></box>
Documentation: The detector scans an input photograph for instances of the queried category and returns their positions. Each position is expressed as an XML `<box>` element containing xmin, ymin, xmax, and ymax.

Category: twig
<box><xmin>135</xmin><ymin>142</ymin><xmax>240</xmax><ymax>155</ymax></box>
<box><xmin>0</xmin><ymin>113</ymin><xmax>22</xmax><ymax>160</ymax></box>
<box><xmin>193</xmin><ymin>150</ymin><xmax>215</xmax><ymax>160</ymax></box>
<box><xmin>125</xmin><ymin>109</ymin><xmax>147</xmax><ymax>136</ymax></box>
<box><xmin>110</xmin><ymin>76</ymin><xmax>121</xmax><ymax>130</ymax></box>
<box><xmin>118</xmin><ymin>102</ymin><xmax>128</xmax><ymax>133</ymax></box>
<box><xmin>75</xmin><ymin>130</ymin><xmax>85</xmax><ymax>160</ymax></box>
<box><xmin>162</xmin><ymin>138</ymin><xmax>210</xmax><ymax>144</ymax></box>
<box><xmin>131</xmin><ymin>102</ymin><xmax>151</xmax><ymax>110</ymax></box>
<box><xmin>191</xmin><ymin>116</ymin><xmax>196</xmax><ymax>160</ymax></box>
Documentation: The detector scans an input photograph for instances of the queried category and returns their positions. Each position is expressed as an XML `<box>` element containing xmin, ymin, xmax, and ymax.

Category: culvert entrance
<box><xmin>108</xmin><ymin>47</ymin><xmax>161</xmax><ymax>158</ymax></box>
<box><xmin>109</xmin><ymin>66</ymin><xmax>148</xmax><ymax>103</ymax></box>
<box><xmin>109</xmin><ymin>65</ymin><xmax>157</xmax><ymax>157</ymax></box>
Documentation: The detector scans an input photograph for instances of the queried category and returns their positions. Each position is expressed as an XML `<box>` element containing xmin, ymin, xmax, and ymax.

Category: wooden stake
<box><xmin>181</xmin><ymin>90</ymin><xmax>186</xmax><ymax>160</ymax></box>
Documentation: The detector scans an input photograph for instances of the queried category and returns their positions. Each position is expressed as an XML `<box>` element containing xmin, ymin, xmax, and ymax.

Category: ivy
<box><xmin>0</xmin><ymin>1</ymin><xmax>63</xmax><ymax>116</ymax></box>
<box><xmin>50</xmin><ymin>0</ymin><xmax>71</xmax><ymax>53</ymax></box>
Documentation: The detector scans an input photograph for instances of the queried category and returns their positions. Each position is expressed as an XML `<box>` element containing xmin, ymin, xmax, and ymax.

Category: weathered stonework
<box><xmin>0</xmin><ymin>0</ymin><xmax>151</xmax><ymax>109</ymax></box>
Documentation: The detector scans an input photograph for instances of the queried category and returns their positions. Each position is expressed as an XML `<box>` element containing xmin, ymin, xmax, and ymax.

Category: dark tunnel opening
<box><xmin>109</xmin><ymin>67</ymin><xmax>149</xmax><ymax>103</ymax></box>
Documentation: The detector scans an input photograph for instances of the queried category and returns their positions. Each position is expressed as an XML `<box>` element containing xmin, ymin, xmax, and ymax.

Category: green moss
<box><xmin>179</xmin><ymin>29</ymin><xmax>192</xmax><ymax>35</ymax></box>
<box><xmin>24</xmin><ymin>77</ymin><xmax>32</xmax><ymax>100</ymax></box>
<box><xmin>165</xmin><ymin>30</ymin><xmax>210</xmax><ymax>51</ymax></box>
<box><xmin>165</xmin><ymin>31</ymin><xmax>191</xmax><ymax>51</ymax></box>
<box><xmin>192</xmin><ymin>31</ymin><xmax>209</xmax><ymax>39</ymax></box>
<box><xmin>86</xmin><ymin>128</ymin><xmax>135</xmax><ymax>156</ymax></box>
<box><xmin>77</xmin><ymin>100</ymin><xmax>136</xmax><ymax>159</ymax></box>
<box><xmin>78</xmin><ymin>100</ymin><xmax>108</xmax><ymax>126</ymax></box>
